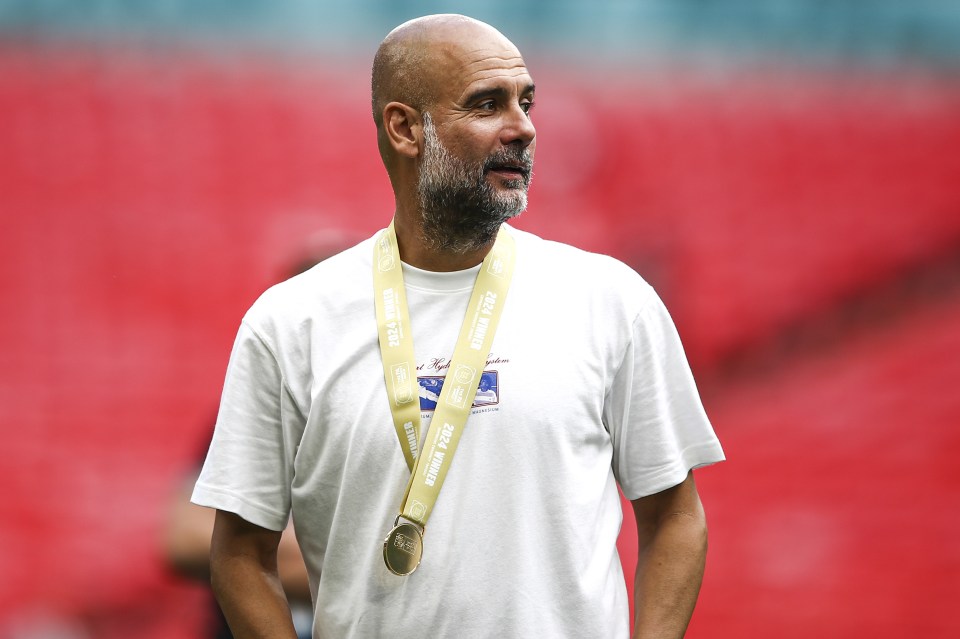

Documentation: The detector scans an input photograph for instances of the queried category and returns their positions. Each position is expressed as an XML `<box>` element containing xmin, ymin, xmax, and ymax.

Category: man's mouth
<box><xmin>486</xmin><ymin>161</ymin><xmax>530</xmax><ymax>181</ymax></box>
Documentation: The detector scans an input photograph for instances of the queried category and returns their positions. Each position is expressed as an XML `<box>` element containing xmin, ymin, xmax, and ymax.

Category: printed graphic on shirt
<box><xmin>418</xmin><ymin>370</ymin><xmax>499</xmax><ymax>411</ymax></box>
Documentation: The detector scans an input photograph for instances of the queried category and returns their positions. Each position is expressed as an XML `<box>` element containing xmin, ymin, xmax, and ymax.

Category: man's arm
<box><xmin>166</xmin><ymin>482</ymin><xmax>311</xmax><ymax>602</ymax></box>
<box><xmin>210</xmin><ymin>510</ymin><xmax>299</xmax><ymax>639</ymax></box>
<box><xmin>630</xmin><ymin>471</ymin><xmax>708</xmax><ymax>639</ymax></box>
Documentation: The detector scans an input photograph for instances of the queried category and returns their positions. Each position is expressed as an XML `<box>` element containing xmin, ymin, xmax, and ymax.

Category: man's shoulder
<box><xmin>510</xmin><ymin>226</ymin><xmax>652</xmax><ymax>292</ymax></box>
<box><xmin>243</xmin><ymin>233</ymin><xmax>377</xmax><ymax>330</ymax></box>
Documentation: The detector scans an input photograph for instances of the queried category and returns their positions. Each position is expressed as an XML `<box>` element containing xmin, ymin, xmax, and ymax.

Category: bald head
<box><xmin>371</xmin><ymin>14</ymin><xmax>520</xmax><ymax>130</ymax></box>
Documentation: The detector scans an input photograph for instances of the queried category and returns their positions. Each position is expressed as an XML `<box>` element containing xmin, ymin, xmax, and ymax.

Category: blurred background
<box><xmin>2</xmin><ymin>1</ymin><xmax>959</xmax><ymax>637</ymax></box>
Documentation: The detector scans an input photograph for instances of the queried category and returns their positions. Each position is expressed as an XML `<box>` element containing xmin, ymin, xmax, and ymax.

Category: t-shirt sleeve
<box><xmin>191</xmin><ymin>320</ymin><xmax>303</xmax><ymax>531</ymax></box>
<box><xmin>605</xmin><ymin>283</ymin><xmax>725</xmax><ymax>500</ymax></box>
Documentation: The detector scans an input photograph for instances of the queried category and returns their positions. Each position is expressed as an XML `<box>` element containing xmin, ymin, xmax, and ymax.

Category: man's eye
<box><xmin>477</xmin><ymin>100</ymin><xmax>496</xmax><ymax>111</ymax></box>
<box><xmin>521</xmin><ymin>101</ymin><xmax>535</xmax><ymax>115</ymax></box>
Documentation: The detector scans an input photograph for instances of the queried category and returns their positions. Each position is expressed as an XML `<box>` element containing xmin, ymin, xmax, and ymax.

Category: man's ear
<box><xmin>383</xmin><ymin>102</ymin><xmax>421</xmax><ymax>159</ymax></box>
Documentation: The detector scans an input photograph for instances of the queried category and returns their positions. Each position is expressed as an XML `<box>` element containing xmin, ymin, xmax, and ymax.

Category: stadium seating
<box><xmin>2</xmin><ymin>46</ymin><xmax>958</xmax><ymax>637</ymax></box>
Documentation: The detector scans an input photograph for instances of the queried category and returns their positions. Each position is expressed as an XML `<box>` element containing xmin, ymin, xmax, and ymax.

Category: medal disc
<box><xmin>383</xmin><ymin>521</ymin><xmax>423</xmax><ymax>576</ymax></box>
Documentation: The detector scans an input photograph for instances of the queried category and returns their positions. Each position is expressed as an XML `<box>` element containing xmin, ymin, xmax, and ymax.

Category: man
<box><xmin>193</xmin><ymin>14</ymin><xmax>724</xmax><ymax>639</ymax></box>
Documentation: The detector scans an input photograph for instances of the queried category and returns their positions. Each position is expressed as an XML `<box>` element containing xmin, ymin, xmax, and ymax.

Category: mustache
<box><xmin>483</xmin><ymin>147</ymin><xmax>533</xmax><ymax>179</ymax></box>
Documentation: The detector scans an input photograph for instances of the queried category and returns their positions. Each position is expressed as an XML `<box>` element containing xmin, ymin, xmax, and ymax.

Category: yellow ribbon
<box><xmin>374</xmin><ymin>221</ymin><xmax>516</xmax><ymax>529</ymax></box>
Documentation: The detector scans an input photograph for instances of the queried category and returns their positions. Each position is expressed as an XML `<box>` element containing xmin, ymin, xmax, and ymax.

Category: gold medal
<box><xmin>383</xmin><ymin>519</ymin><xmax>423</xmax><ymax>576</ymax></box>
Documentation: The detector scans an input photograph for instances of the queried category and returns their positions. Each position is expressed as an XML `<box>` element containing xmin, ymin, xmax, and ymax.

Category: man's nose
<box><xmin>500</xmin><ymin>103</ymin><xmax>536</xmax><ymax>148</ymax></box>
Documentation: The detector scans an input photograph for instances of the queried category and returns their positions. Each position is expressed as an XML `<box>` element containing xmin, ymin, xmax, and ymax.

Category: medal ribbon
<box><xmin>374</xmin><ymin>221</ymin><xmax>515</xmax><ymax>529</ymax></box>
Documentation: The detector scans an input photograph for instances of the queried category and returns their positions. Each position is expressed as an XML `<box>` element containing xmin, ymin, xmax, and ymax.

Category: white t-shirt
<box><xmin>193</xmin><ymin>227</ymin><xmax>724</xmax><ymax>639</ymax></box>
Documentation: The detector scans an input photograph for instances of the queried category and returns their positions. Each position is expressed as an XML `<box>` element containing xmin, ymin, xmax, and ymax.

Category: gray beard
<box><xmin>417</xmin><ymin>113</ymin><xmax>532</xmax><ymax>254</ymax></box>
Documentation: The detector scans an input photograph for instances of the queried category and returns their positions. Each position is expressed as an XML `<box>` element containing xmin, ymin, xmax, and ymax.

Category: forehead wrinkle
<box><xmin>456</xmin><ymin>58</ymin><xmax>531</xmax><ymax>82</ymax></box>
<box><xmin>459</xmin><ymin>48</ymin><xmax>523</xmax><ymax>62</ymax></box>
<box><xmin>457</xmin><ymin>54</ymin><xmax>527</xmax><ymax>73</ymax></box>
<box><xmin>464</xmin><ymin>67</ymin><xmax>530</xmax><ymax>83</ymax></box>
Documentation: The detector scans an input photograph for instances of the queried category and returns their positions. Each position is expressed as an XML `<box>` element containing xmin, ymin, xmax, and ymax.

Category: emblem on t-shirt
<box><xmin>418</xmin><ymin>370</ymin><xmax>499</xmax><ymax>411</ymax></box>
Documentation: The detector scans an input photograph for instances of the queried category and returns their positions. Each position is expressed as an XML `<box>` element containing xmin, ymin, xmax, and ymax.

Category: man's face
<box><xmin>415</xmin><ymin>37</ymin><xmax>536</xmax><ymax>254</ymax></box>
<box><xmin>417</xmin><ymin>113</ymin><xmax>532</xmax><ymax>253</ymax></box>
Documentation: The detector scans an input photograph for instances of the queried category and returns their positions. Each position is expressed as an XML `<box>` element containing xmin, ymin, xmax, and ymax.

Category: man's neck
<box><xmin>400</xmin><ymin>243</ymin><xmax>494</xmax><ymax>272</ymax></box>
<box><xmin>393</xmin><ymin>216</ymin><xmax>497</xmax><ymax>272</ymax></box>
